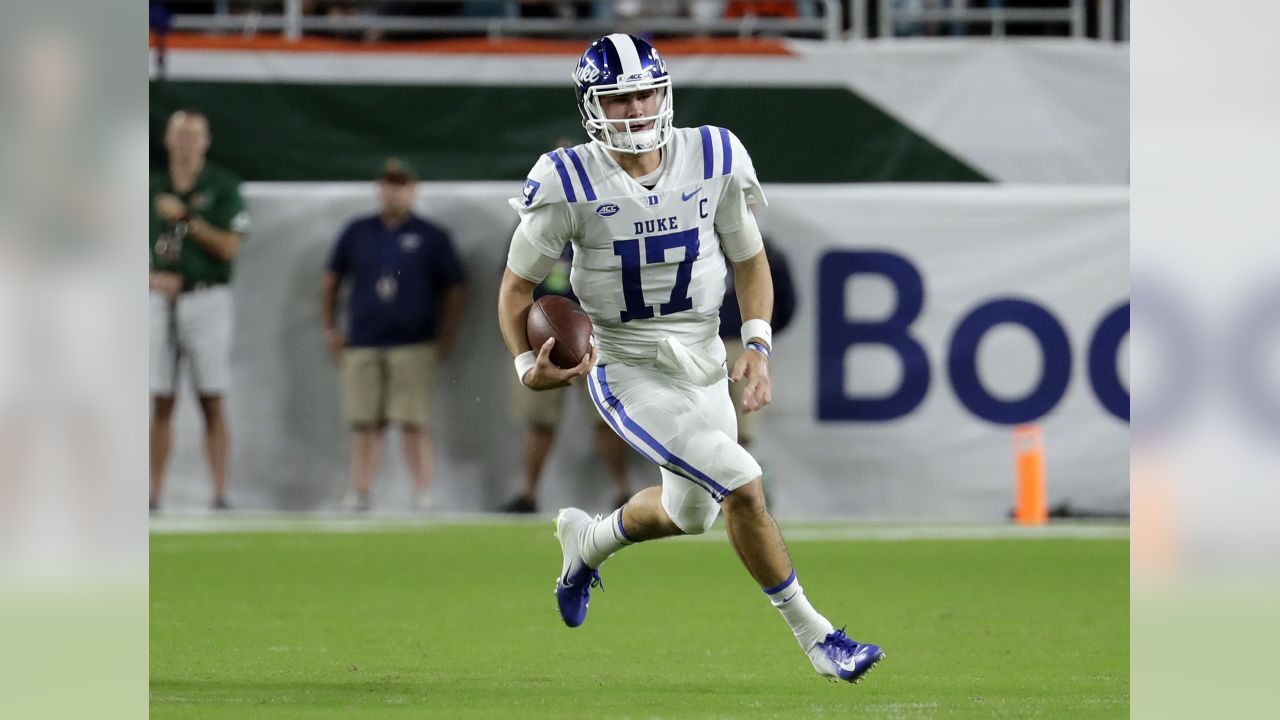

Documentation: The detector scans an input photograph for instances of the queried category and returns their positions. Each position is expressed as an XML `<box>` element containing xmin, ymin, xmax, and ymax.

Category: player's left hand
<box><xmin>155</xmin><ymin>194</ymin><xmax>188</xmax><ymax>222</ymax></box>
<box><xmin>730</xmin><ymin>347</ymin><xmax>772</xmax><ymax>413</ymax></box>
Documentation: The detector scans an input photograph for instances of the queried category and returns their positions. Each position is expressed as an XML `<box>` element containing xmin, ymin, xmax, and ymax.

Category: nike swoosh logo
<box><xmin>839</xmin><ymin>646</ymin><xmax>876</xmax><ymax>670</ymax></box>
<box><xmin>781</xmin><ymin>591</ymin><xmax>798</xmax><ymax>603</ymax></box>
<box><xmin>682</xmin><ymin>187</ymin><xmax>702</xmax><ymax>201</ymax></box>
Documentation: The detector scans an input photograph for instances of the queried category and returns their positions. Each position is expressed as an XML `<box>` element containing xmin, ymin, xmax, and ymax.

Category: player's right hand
<box><xmin>522</xmin><ymin>337</ymin><xmax>597</xmax><ymax>390</ymax></box>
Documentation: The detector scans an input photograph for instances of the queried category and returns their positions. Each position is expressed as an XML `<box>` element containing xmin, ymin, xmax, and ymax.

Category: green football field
<box><xmin>150</xmin><ymin>519</ymin><xmax>1128</xmax><ymax>718</ymax></box>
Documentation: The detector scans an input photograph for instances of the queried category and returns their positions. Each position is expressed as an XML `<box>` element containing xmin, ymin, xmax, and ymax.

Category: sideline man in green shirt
<box><xmin>149</xmin><ymin>109</ymin><xmax>249</xmax><ymax>512</ymax></box>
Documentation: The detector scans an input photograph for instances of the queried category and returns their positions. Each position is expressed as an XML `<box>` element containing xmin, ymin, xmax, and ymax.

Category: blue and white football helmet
<box><xmin>572</xmin><ymin>34</ymin><xmax>674</xmax><ymax>154</ymax></box>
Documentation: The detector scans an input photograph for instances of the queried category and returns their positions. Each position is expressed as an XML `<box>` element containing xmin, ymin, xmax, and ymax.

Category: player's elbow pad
<box><xmin>719</xmin><ymin>210</ymin><xmax>764</xmax><ymax>263</ymax></box>
<box><xmin>506</xmin><ymin>225</ymin><xmax>557</xmax><ymax>283</ymax></box>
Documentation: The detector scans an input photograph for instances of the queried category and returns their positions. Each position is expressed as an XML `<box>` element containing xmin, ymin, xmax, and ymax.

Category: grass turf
<box><xmin>150</xmin><ymin>522</ymin><xmax>1128</xmax><ymax>718</ymax></box>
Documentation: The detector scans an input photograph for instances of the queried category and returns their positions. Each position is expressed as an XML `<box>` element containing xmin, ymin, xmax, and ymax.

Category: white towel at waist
<box><xmin>654</xmin><ymin>336</ymin><xmax>727</xmax><ymax>387</ymax></box>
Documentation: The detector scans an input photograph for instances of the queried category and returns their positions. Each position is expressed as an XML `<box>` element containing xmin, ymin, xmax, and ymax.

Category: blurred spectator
<box><xmin>945</xmin><ymin>0</ymin><xmax>969</xmax><ymax>36</ymax></box>
<box><xmin>519</xmin><ymin>0</ymin><xmax>590</xmax><ymax>19</ymax></box>
<box><xmin>464</xmin><ymin>0</ymin><xmax>517</xmax><ymax>17</ymax></box>
<box><xmin>150</xmin><ymin>2</ymin><xmax>174</xmax><ymax>77</ymax></box>
<box><xmin>888</xmin><ymin>1</ymin><xmax>1068</xmax><ymax>39</ymax></box>
<box><xmin>1012</xmin><ymin>0</ymin><xmax>1066</xmax><ymax>37</ymax></box>
<box><xmin>301</xmin><ymin>0</ymin><xmax>394</xmax><ymax>42</ymax></box>
<box><xmin>687</xmin><ymin>1</ymin><xmax>726</xmax><ymax>22</ymax></box>
<box><xmin>937</xmin><ymin>0</ymin><xmax>991</xmax><ymax>37</ymax></box>
<box><xmin>611</xmin><ymin>0</ymin><xmax>684</xmax><ymax>19</ymax></box>
<box><xmin>149</xmin><ymin>109</ymin><xmax>250</xmax><ymax>512</ymax></box>
<box><xmin>719</xmin><ymin>237</ymin><xmax>796</xmax><ymax>449</ymax></box>
<box><xmin>148</xmin><ymin>3</ymin><xmax>173</xmax><ymax>35</ymax></box>
<box><xmin>889</xmin><ymin>0</ymin><xmax>926</xmax><ymax>36</ymax></box>
<box><xmin>885</xmin><ymin>0</ymin><xmax>976</xmax><ymax>37</ymax></box>
<box><xmin>501</xmin><ymin>245</ymin><xmax>632</xmax><ymax>514</ymax></box>
<box><xmin>304</xmin><ymin>2</ymin><xmax>363</xmax><ymax>23</ymax></box>
<box><xmin>321</xmin><ymin>159</ymin><xmax>467</xmax><ymax>513</ymax></box>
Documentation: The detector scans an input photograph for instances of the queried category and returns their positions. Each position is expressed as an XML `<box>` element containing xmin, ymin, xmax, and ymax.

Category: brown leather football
<box><xmin>526</xmin><ymin>296</ymin><xmax>593</xmax><ymax>369</ymax></box>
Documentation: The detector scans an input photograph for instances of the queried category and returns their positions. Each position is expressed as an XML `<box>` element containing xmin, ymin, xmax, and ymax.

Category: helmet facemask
<box><xmin>580</xmin><ymin>77</ymin><xmax>674</xmax><ymax>155</ymax></box>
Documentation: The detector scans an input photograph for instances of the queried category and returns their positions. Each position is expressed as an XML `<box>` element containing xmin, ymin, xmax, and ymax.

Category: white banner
<box><xmin>158</xmin><ymin>183</ymin><xmax>1128</xmax><ymax>520</ymax></box>
<box><xmin>755</xmin><ymin>185</ymin><xmax>1129</xmax><ymax>519</ymax></box>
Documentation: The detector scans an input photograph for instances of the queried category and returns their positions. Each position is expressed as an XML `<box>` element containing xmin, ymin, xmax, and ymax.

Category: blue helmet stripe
<box><xmin>599</xmin><ymin>39</ymin><xmax>622</xmax><ymax>83</ymax></box>
<box><xmin>699</xmin><ymin>126</ymin><xmax>713</xmax><ymax>180</ymax></box>
<box><xmin>564</xmin><ymin>147</ymin><xmax>596</xmax><ymax>201</ymax></box>
<box><xmin>546</xmin><ymin>150</ymin><xmax>578</xmax><ymax>203</ymax></box>
<box><xmin>719</xmin><ymin>127</ymin><xmax>733</xmax><ymax>176</ymax></box>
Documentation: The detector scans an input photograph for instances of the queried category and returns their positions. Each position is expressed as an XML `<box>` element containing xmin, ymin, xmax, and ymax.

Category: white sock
<box><xmin>764</xmin><ymin>571</ymin><xmax>834</xmax><ymax>650</ymax></box>
<box><xmin>580</xmin><ymin>507</ymin><xmax>633</xmax><ymax>568</ymax></box>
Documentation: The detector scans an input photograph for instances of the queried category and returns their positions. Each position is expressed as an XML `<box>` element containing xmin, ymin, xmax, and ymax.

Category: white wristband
<box><xmin>514</xmin><ymin>351</ymin><xmax>537</xmax><ymax>386</ymax></box>
<box><xmin>740</xmin><ymin>318</ymin><xmax>772</xmax><ymax>349</ymax></box>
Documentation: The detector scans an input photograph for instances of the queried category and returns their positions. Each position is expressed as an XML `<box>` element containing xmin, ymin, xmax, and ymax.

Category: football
<box><xmin>527</xmin><ymin>295</ymin><xmax>593</xmax><ymax>369</ymax></box>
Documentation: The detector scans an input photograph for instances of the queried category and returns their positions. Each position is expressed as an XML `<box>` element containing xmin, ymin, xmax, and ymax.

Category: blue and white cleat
<box><xmin>554</xmin><ymin>507</ymin><xmax>603</xmax><ymax>628</ymax></box>
<box><xmin>808</xmin><ymin>626</ymin><xmax>886</xmax><ymax>684</ymax></box>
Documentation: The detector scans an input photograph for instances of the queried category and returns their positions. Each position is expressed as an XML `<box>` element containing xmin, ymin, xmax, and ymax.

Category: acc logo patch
<box><xmin>595</xmin><ymin>203</ymin><xmax>620</xmax><ymax>217</ymax></box>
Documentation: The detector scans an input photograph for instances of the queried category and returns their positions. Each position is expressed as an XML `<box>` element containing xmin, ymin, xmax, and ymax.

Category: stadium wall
<box><xmin>160</xmin><ymin>183</ymin><xmax>1128</xmax><ymax>520</ymax></box>
<box><xmin>148</xmin><ymin>40</ymin><xmax>1127</xmax><ymax>184</ymax></box>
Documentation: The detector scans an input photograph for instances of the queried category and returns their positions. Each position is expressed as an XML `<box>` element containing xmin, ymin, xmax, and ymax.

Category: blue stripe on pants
<box><xmin>588</xmin><ymin>368</ymin><xmax>722</xmax><ymax>499</ymax></box>
<box><xmin>594</xmin><ymin>366</ymin><xmax>731</xmax><ymax>501</ymax></box>
<box><xmin>588</xmin><ymin>370</ymin><xmax>661</xmax><ymax>466</ymax></box>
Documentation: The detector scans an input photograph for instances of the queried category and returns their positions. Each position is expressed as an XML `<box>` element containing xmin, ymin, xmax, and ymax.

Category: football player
<box><xmin>496</xmin><ymin>34</ymin><xmax>884</xmax><ymax>683</ymax></box>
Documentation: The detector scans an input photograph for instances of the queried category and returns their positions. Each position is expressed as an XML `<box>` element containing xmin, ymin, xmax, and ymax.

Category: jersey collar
<box><xmin>596</xmin><ymin>131</ymin><xmax>681</xmax><ymax>195</ymax></box>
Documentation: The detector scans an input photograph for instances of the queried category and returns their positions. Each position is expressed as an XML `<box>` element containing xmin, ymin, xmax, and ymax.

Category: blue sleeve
<box><xmin>328</xmin><ymin>222</ymin><xmax>355</xmax><ymax>275</ymax></box>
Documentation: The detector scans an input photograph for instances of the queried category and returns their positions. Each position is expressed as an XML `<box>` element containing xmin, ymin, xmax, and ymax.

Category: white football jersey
<box><xmin>509</xmin><ymin>125</ymin><xmax>766</xmax><ymax>366</ymax></box>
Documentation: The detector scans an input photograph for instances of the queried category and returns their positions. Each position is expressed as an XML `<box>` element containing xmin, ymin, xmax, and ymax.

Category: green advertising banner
<box><xmin>149</xmin><ymin>81</ymin><xmax>988</xmax><ymax>183</ymax></box>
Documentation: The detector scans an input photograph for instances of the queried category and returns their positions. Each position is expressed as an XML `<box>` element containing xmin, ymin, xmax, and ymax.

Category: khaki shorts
<box><xmin>341</xmin><ymin>343</ymin><xmax>437</xmax><ymax>427</ymax></box>
<box><xmin>724</xmin><ymin>339</ymin><xmax>761</xmax><ymax>444</ymax></box>
<box><xmin>509</xmin><ymin>370</ymin><xmax>605</xmax><ymax>429</ymax></box>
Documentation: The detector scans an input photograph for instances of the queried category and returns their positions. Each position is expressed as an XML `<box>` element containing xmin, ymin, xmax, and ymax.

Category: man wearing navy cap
<box><xmin>322</xmin><ymin>158</ymin><xmax>467</xmax><ymax>512</ymax></box>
